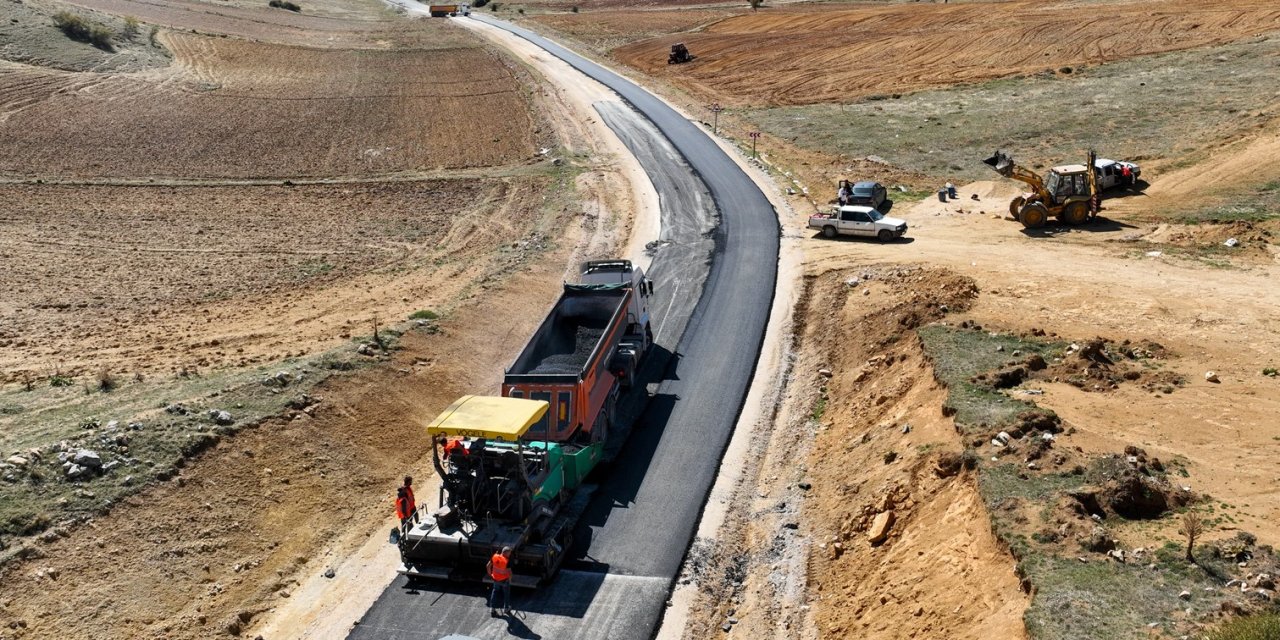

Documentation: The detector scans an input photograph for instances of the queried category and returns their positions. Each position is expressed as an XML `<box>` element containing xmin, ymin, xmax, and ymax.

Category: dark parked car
<box><xmin>848</xmin><ymin>181</ymin><xmax>888</xmax><ymax>208</ymax></box>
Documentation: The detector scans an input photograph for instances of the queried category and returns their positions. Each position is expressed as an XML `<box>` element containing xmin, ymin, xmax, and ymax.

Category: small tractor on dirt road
<box><xmin>983</xmin><ymin>149</ymin><xmax>1099</xmax><ymax>229</ymax></box>
<box><xmin>669</xmin><ymin>43</ymin><xmax>694</xmax><ymax>65</ymax></box>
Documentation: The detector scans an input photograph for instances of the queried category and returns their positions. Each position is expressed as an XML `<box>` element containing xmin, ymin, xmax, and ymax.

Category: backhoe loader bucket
<box><xmin>982</xmin><ymin>150</ymin><xmax>1015</xmax><ymax>177</ymax></box>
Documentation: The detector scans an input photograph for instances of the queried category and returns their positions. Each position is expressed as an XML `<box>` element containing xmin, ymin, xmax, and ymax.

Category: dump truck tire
<box><xmin>1019</xmin><ymin>203</ymin><xmax>1049</xmax><ymax>228</ymax></box>
<box><xmin>1059</xmin><ymin>201</ymin><xmax>1089</xmax><ymax>225</ymax></box>
<box><xmin>822</xmin><ymin>225</ymin><xmax>837</xmax><ymax>239</ymax></box>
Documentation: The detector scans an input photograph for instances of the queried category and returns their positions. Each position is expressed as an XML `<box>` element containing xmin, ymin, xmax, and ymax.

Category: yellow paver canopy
<box><xmin>426</xmin><ymin>395</ymin><xmax>549</xmax><ymax>442</ymax></box>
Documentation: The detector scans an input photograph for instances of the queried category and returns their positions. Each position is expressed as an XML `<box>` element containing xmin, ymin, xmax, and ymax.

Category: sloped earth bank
<box><xmin>681</xmin><ymin>266</ymin><xmax>1029</xmax><ymax>640</ymax></box>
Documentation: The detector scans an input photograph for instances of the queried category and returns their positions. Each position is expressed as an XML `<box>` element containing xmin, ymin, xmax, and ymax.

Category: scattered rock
<box><xmin>6</xmin><ymin>455</ymin><xmax>28</xmax><ymax>467</ymax></box>
<box><xmin>1204</xmin><ymin>371</ymin><xmax>1220</xmax><ymax>383</ymax></box>
<box><xmin>818</xmin><ymin>368</ymin><xmax>833</xmax><ymax>378</ymax></box>
<box><xmin>324</xmin><ymin>567</ymin><xmax>336</xmax><ymax>579</ymax></box>
<box><xmin>1224</xmin><ymin>238</ymin><xmax>1240</xmax><ymax>248</ymax></box>
<box><xmin>165</xmin><ymin>403</ymin><xmax>189</xmax><ymax>415</ymax></box>
<box><xmin>1179</xmin><ymin>590</ymin><xmax>1192</xmax><ymax>600</ymax></box>
<box><xmin>73</xmin><ymin>449</ymin><xmax>102</xmax><ymax>469</ymax></box>
<box><xmin>208</xmin><ymin>410</ymin><xmax>235</xmax><ymax>426</ymax></box>
<box><xmin>868</xmin><ymin>510</ymin><xmax>895</xmax><ymax>544</ymax></box>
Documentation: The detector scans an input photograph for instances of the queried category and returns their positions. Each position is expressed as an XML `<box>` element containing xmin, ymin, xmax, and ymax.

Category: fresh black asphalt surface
<box><xmin>349</xmin><ymin>13</ymin><xmax>779</xmax><ymax>640</ymax></box>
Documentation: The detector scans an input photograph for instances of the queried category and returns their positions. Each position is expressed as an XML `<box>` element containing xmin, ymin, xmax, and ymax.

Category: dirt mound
<box><xmin>969</xmin><ymin>335</ymin><xmax>1184</xmax><ymax>395</ymax></box>
<box><xmin>1137</xmin><ymin>220</ymin><xmax>1279</xmax><ymax>262</ymax></box>
<box><xmin>612</xmin><ymin>0</ymin><xmax>1280</xmax><ymax>107</ymax></box>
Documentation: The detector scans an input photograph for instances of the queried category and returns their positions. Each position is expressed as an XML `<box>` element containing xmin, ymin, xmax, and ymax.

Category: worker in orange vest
<box><xmin>394</xmin><ymin>487</ymin><xmax>412</xmax><ymax>525</ymax></box>
<box><xmin>402</xmin><ymin>476</ymin><xmax>416</xmax><ymax>517</ymax></box>
<box><xmin>487</xmin><ymin>546</ymin><xmax>514</xmax><ymax>616</ymax></box>
<box><xmin>442</xmin><ymin>437</ymin><xmax>467</xmax><ymax>460</ymax></box>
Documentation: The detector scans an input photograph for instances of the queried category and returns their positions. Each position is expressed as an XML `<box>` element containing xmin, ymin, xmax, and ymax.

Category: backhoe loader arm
<box><xmin>982</xmin><ymin>150</ymin><xmax>1052</xmax><ymax>202</ymax></box>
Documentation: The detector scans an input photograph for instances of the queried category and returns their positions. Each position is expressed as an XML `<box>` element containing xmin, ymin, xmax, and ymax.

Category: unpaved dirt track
<box><xmin>348</xmin><ymin>11</ymin><xmax>779</xmax><ymax>640</ymax></box>
<box><xmin>613</xmin><ymin>0</ymin><xmax>1280</xmax><ymax>106</ymax></box>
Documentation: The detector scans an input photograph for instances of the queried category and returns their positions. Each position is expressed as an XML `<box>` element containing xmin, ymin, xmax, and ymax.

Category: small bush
<box><xmin>472</xmin><ymin>0</ymin><xmax>487</xmax><ymax>6</ymax></box>
<box><xmin>122</xmin><ymin>15</ymin><xmax>140</xmax><ymax>40</ymax></box>
<box><xmin>53</xmin><ymin>11</ymin><xmax>114</xmax><ymax>50</ymax></box>
<box><xmin>571</xmin><ymin>5</ymin><xmax>578</xmax><ymax>12</ymax></box>
<box><xmin>1208</xmin><ymin>614</ymin><xmax>1280</xmax><ymax>640</ymax></box>
<box><xmin>409</xmin><ymin>309</ymin><xmax>439</xmax><ymax>321</ymax></box>
<box><xmin>268</xmin><ymin>0</ymin><xmax>302</xmax><ymax>11</ymax></box>
<box><xmin>97</xmin><ymin>367</ymin><xmax>118</xmax><ymax>392</ymax></box>
<box><xmin>49</xmin><ymin>374</ymin><xmax>74</xmax><ymax>388</ymax></box>
<box><xmin>1263</xmin><ymin>367</ymin><xmax>1278</xmax><ymax>377</ymax></box>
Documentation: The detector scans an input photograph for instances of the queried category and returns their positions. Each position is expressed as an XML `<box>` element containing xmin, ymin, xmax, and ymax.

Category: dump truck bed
<box><xmin>507</xmin><ymin>286</ymin><xmax>629</xmax><ymax>379</ymax></box>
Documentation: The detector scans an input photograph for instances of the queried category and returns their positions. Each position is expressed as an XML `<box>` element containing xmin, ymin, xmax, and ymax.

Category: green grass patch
<box><xmin>1208</xmin><ymin>614</ymin><xmax>1280</xmax><ymax>640</ymax></box>
<box><xmin>1176</xmin><ymin>180</ymin><xmax>1280</xmax><ymax>225</ymax></box>
<box><xmin>1021</xmin><ymin>546</ymin><xmax>1228</xmax><ymax>640</ymax></box>
<box><xmin>743</xmin><ymin>36</ymin><xmax>1280</xmax><ymax>182</ymax></box>
<box><xmin>409</xmin><ymin>309</ymin><xmax>439</xmax><ymax>321</ymax></box>
<box><xmin>917</xmin><ymin>325</ymin><xmax>1064</xmax><ymax>434</ymax></box>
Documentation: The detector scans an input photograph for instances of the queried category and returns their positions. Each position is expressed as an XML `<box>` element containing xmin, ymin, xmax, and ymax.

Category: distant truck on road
<box><xmin>428</xmin><ymin>2</ymin><xmax>469</xmax><ymax>16</ymax></box>
<box><xmin>809</xmin><ymin>205</ymin><xmax>908</xmax><ymax>241</ymax></box>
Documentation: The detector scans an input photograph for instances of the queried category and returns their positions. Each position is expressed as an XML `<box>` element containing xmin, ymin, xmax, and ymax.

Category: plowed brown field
<box><xmin>613</xmin><ymin>0</ymin><xmax>1280</xmax><ymax>106</ymax></box>
<box><xmin>532</xmin><ymin>9</ymin><xmax>735</xmax><ymax>51</ymax></box>
<box><xmin>0</xmin><ymin>29</ymin><xmax>534</xmax><ymax>178</ymax></box>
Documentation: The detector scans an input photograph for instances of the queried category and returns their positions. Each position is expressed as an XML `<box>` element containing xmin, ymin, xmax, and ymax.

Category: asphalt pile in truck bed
<box><xmin>529</xmin><ymin>326</ymin><xmax>605</xmax><ymax>374</ymax></box>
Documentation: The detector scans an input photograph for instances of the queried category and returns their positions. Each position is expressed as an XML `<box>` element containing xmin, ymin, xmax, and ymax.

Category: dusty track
<box><xmin>611</xmin><ymin>0</ymin><xmax>1280</xmax><ymax>106</ymax></box>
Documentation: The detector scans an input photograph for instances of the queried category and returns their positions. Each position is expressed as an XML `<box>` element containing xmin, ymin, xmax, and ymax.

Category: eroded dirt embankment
<box><xmin>682</xmin><ymin>265</ymin><xmax>1027</xmax><ymax>640</ymax></box>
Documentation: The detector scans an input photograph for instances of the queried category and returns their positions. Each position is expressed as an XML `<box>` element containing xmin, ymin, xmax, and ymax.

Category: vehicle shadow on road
<box><xmin>570</xmin><ymin>390</ymin><xmax>679</xmax><ymax>559</ymax></box>
<box><xmin>1018</xmin><ymin>216</ymin><xmax>1137</xmax><ymax>237</ymax></box>
<box><xmin>1100</xmin><ymin>180</ymin><xmax>1151</xmax><ymax>200</ymax></box>
<box><xmin>812</xmin><ymin>232</ymin><xmax>917</xmax><ymax>245</ymax></box>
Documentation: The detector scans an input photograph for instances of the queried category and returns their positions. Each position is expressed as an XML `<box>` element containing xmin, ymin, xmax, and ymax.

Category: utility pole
<box><xmin>708</xmin><ymin>103</ymin><xmax>723</xmax><ymax>135</ymax></box>
<box><xmin>749</xmin><ymin>131</ymin><xmax>761</xmax><ymax>159</ymax></box>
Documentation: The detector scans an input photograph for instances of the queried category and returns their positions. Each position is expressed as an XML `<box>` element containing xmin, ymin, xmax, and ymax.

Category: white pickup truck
<box><xmin>809</xmin><ymin>205</ymin><xmax>908</xmax><ymax>241</ymax></box>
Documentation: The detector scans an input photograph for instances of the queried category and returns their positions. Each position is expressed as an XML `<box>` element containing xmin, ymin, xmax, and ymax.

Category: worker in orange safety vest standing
<box><xmin>401</xmin><ymin>476</ymin><xmax>416</xmax><ymax>517</ymax></box>
<box><xmin>487</xmin><ymin>546</ymin><xmax>514</xmax><ymax>616</ymax></box>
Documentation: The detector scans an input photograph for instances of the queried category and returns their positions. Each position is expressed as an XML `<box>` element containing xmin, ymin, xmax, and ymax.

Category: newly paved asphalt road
<box><xmin>349</xmin><ymin>14</ymin><xmax>778</xmax><ymax>640</ymax></box>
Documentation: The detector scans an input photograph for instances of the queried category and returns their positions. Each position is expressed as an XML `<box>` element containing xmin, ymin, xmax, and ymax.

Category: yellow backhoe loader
<box><xmin>983</xmin><ymin>150</ymin><xmax>1099</xmax><ymax>228</ymax></box>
